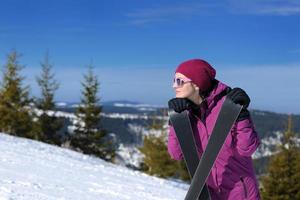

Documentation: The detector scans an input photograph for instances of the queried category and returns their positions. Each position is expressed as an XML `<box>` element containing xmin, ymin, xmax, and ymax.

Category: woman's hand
<box><xmin>227</xmin><ymin>87</ymin><xmax>251</xmax><ymax>121</ymax></box>
<box><xmin>168</xmin><ymin>98</ymin><xmax>198</xmax><ymax>113</ymax></box>
<box><xmin>226</xmin><ymin>87</ymin><xmax>250</xmax><ymax>108</ymax></box>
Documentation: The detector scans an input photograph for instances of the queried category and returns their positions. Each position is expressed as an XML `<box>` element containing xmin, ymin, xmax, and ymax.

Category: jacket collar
<box><xmin>201</xmin><ymin>80</ymin><xmax>229</xmax><ymax>113</ymax></box>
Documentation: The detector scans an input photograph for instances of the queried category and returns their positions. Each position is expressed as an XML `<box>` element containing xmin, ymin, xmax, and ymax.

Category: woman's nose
<box><xmin>172</xmin><ymin>82</ymin><xmax>177</xmax><ymax>88</ymax></box>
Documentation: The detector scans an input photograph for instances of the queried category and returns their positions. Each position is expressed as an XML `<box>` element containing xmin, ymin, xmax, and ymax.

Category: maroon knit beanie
<box><xmin>175</xmin><ymin>59</ymin><xmax>216</xmax><ymax>93</ymax></box>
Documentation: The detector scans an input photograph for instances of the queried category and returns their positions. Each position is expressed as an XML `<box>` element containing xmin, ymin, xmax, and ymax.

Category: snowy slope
<box><xmin>0</xmin><ymin>133</ymin><xmax>188</xmax><ymax>200</ymax></box>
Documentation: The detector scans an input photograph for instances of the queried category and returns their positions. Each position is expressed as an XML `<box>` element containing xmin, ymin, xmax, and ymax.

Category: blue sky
<box><xmin>0</xmin><ymin>0</ymin><xmax>300</xmax><ymax>114</ymax></box>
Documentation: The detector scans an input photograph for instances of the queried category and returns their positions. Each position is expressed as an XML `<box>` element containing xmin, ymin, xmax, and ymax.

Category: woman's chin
<box><xmin>176</xmin><ymin>94</ymin><xmax>185</xmax><ymax>98</ymax></box>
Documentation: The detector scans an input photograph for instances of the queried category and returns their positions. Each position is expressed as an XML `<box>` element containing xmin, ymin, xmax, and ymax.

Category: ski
<box><xmin>184</xmin><ymin>97</ymin><xmax>242</xmax><ymax>200</ymax></box>
<box><xmin>169</xmin><ymin>110</ymin><xmax>211</xmax><ymax>200</ymax></box>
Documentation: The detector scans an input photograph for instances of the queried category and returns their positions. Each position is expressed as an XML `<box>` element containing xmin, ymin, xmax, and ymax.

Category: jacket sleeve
<box><xmin>167</xmin><ymin>125</ymin><xmax>184</xmax><ymax>160</ymax></box>
<box><xmin>234</xmin><ymin>116</ymin><xmax>261</xmax><ymax>157</ymax></box>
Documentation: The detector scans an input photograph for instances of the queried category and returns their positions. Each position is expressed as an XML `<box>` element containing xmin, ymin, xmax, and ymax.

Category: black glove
<box><xmin>226</xmin><ymin>87</ymin><xmax>250</xmax><ymax>121</ymax></box>
<box><xmin>168</xmin><ymin>98</ymin><xmax>199</xmax><ymax>113</ymax></box>
<box><xmin>226</xmin><ymin>87</ymin><xmax>250</xmax><ymax>108</ymax></box>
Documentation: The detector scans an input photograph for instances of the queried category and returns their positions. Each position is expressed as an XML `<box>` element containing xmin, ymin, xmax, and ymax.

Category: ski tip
<box><xmin>225</xmin><ymin>96</ymin><xmax>243</xmax><ymax>109</ymax></box>
<box><xmin>168</xmin><ymin>109</ymin><xmax>190</xmax><ymax>117</ymax></box>
<box><xmin>167</xmin><ymin>109</ymin><xmax>176</xmax><ymax>116</ymax></box>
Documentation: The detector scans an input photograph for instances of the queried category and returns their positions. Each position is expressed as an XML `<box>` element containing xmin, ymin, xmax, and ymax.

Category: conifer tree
<box><xmin>139</xmin><ymin>110</ymin><xmax>189</xmax><ymax>180</ymax></box>
<box><xmin>261</xmin><ymin>114</ymin><xmax>300</xmax><ymax>200</ymax></box>
<box><xmin>0</xmin><ymin>50</ymin><xmax>37</xmax><ymax>139</ymax></box>
<box><xmin>35</xmin><ymin>52</ymin><xmax>64</xmax><ymax>145</ymax></box>
<box><xmin>70</xmin><ymin>64</ymin><xmax>115</xmax><ymax>162</ymax></box>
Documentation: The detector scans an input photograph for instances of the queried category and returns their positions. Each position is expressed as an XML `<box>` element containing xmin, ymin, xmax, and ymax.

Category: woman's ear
<box><xmin>192</xmin><ymin>83</ymin><xmax>199</xmax><ymax>91</ymax></box>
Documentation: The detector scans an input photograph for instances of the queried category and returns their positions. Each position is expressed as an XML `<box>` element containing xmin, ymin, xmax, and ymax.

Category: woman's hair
<box><xmin>199</xmin><ymin>79</ymin><xmax>218</xmax><ymax>99</ymax></box>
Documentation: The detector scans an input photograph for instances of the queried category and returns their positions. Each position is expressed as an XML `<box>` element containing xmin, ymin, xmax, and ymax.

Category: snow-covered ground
<box><xmin>0</xmin><ymin>133</ymin><xmax>188</xmax><ymax>200</ymax></box>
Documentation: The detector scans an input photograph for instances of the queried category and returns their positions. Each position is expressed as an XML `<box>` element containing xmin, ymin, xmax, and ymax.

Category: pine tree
<box><xmin>35</xmin><ymin>51</ymin><xmax>64</xmax><ymax>145</ymax></box>
<box><xmin>70</xmin><ymin>64</ymin><xmax>115</xmax><ymax>162</ymax></box>
<box><xmin>261</xmin><ymin>114</ymin><xmax>300</xmax><ymax>200</ymax></box>
<box><xmin>0</xmin><ymin>50</ymin><xmax>37</xmax><ymax>139</ymax></box>
<box><xmin>139</xmin><ymin>110</ymin><xmax>189</xmax><ymax>180</ymax></box>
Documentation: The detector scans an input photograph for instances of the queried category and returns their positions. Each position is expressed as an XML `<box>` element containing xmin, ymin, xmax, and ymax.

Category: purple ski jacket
<box><xmin>168</xmin><ymin>81</ymin><xmax>261</xmax><ymax>199</ymax></box>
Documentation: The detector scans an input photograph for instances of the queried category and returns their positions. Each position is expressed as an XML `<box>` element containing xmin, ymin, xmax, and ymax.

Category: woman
<box><xmin>168</xmin><ymin>59</ymin><xmax>261</xmax><ymax>199</ymax></box>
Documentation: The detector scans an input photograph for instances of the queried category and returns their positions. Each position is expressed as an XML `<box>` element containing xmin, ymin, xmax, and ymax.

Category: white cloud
<box><xmin>228</xmin><ymin>0</ymin><xmax>300</xmax><ymax>16</ymax></box>
<box><xmin>218</xmin><ymin>63</ymin><xmax>300</xmax><ymax>114</ymax></box>
<box><xmin>21</xmin><ymin>64</ymin><xmax>175</xmax><ymax>106</ymax></box>
<box><xmin>124</xmin><ymin>0</ymin><xmax>300</xmax><ymax>26</ymax></box>
<box><xmin>257</xmin><ymin>6</ymin><xmax>300</xmax><ymax>15</ymax></box>
<box><xmin>125</xmin><ymin>2</ymin><xmax>221</xmax><ymax>25</ymax></box>
<box><xmin>18</xmin><ymin>62</ymin><xmax>300</xmax><ymax>114</ymax></box>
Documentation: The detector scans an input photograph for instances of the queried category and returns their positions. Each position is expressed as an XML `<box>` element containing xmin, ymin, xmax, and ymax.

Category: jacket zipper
<box><xmin>191</xmin><ymin>109</ymin><xmax>217</xmax><ymax>189</ymax></box>
<box><xmin>240</xmin><ymin>176</ymin><xmax>248</xmax><ymax>198</ymax></box>
<box><xmin>191</xmin><ymin>113</ymin><xmax>209</xmax><ymax>139</ymax></box>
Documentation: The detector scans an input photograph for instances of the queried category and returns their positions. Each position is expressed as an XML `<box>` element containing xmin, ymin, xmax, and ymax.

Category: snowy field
<box><xmin>0</xmin><ymin>133</ymin><xmax>188</xmax><ymax>200</ymax></box>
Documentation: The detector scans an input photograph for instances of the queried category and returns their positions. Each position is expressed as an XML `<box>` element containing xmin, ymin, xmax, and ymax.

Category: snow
<box><xmin>0</xmin><ymin>133</ymin><xmax>188</xmax><ymax>200</ymax></box>
<box><xmin>113</xmin><ymin>103</ymin><xmax>162</xmax><ymax>108</ymax></box>
<box><xmin>252</xmin><ymin>131</ymin><xmax>300</xmax><ymax>159</ymax></box>
<box><xmin>115</xmin><ymin>144</ymin><xmax>144</xmax><ymax>169</ymax></box>
<box><xmin>55</xmin><ymin>102</ymin><xmax>68</xmax><ymax>107</ymax></box>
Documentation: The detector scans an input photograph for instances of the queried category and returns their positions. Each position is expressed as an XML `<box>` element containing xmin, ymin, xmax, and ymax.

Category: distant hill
<box><xmin>251</xmin><ymin>110</ymin><xmax>300</xmax><ymax>138</ymax></box>
<box><xmin>56</xmin><ymin>101</ymin><xmax>300</xmax><ymax>143</ymax></box>
<box><xmin>56</xmin><ymin>100</ymin><xmax>163</xmax><ymax>114</ymax></box>
<box><xmin>54</xmin><ymin>101</ymin><xmax>300</xmax><ymax>176</ymax></box>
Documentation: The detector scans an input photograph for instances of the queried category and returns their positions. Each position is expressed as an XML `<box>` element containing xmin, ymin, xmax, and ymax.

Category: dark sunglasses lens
<box><xmin>176</xmin><ymin>78</ymin><xmax>181</xmax><ymax>86</ymax></box>
<box><xmin>174</xmin><ymin>78</ymin><xmax>186</xmax><ymax>86</ymax></box>
<box><xmin>181</xmin><ymin>80</ymin><xmax>185</xmax><ymax>86</ymax></box>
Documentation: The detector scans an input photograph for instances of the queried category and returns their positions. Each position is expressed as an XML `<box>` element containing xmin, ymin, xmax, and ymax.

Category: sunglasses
<box><xmin>173</xmin><ymin>77</ymin><xmax>192</xmax><ymax>87</ymax></box>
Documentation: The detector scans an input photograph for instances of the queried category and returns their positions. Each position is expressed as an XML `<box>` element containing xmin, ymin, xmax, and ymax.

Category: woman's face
<box><xmin>173</xmin><ymin>73</ymin><xmax>198</xmax><ymax>98</ymax></box>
